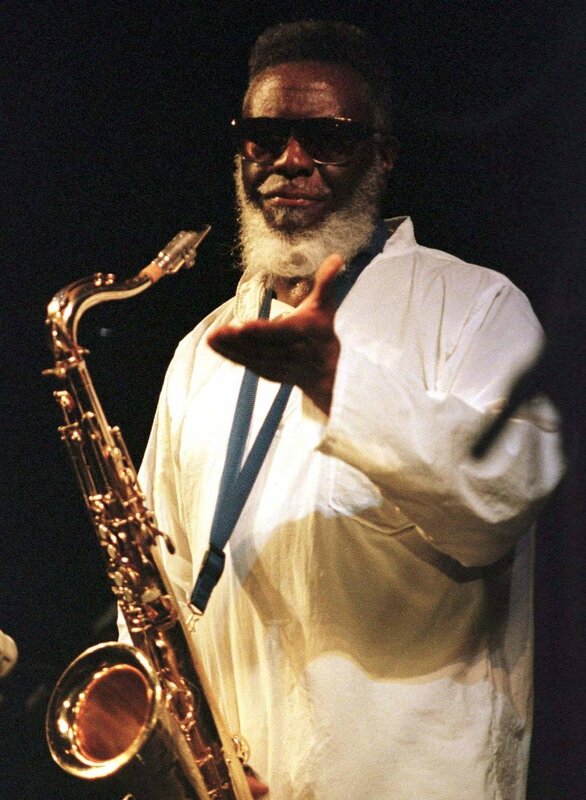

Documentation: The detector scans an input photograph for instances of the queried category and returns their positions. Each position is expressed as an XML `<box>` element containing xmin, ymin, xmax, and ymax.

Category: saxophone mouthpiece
<box><xmin>140</xmin><ymin>226</ymin><xmax>211</xmax><ymax>285</ymax></box>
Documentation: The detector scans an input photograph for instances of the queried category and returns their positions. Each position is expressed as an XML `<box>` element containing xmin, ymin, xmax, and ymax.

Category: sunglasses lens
<box><xmin>235</xmin><ymin>119</ymin><xmax>289</xmax><ymax>164</ymax></box>
<box><xmin>234</xmin><ymin>118</ymin><xmax>373</xmax><ymax>164</ymax></box>
<box><xmin>303</xmin><ymin>119</ymin><xmax>367</xmax><ymax>164</ymax></box>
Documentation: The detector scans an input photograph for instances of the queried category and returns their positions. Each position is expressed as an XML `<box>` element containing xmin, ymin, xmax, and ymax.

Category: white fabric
<box><xmin>125</xmin><ymin>217</ymin><xmax>564</xmax><ymax>799</ymax></box>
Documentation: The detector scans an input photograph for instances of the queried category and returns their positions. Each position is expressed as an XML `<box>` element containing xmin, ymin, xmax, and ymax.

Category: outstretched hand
<box><xmin>207</xmin><ymin>254</ymin><xmax>345</xmax><ymax>414</ymax></box>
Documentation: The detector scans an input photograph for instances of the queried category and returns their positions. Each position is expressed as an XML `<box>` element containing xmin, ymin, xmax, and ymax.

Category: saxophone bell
<box><xmin>46</xmin><ymin>642</ymin><xmax>209</xmax><ymax>799</ymax></box>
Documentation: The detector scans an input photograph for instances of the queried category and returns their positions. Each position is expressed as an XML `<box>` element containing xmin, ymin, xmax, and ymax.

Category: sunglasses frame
<box><xmin>231</xmin><ymin>116</ymin><xmax>384</xmax><ymax>166</ymax></box>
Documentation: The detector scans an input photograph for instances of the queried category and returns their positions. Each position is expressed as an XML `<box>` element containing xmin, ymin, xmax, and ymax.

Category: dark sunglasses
<box><xmin>231</xmin><ymin>116</ymin><xmax>383</xmax><ymax>165</ymax></box>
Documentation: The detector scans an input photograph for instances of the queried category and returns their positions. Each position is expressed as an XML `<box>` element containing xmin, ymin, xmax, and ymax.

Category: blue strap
<box><xmin>190</xmin><ymin>219</ymin><xmax>387</xmax><ymax>612</ymax></box>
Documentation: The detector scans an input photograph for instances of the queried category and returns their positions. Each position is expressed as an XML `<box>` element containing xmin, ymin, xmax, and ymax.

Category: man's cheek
<box><xmin>242</xmin><ymin>166</ymin><xmax>267</xmax><ymax>198</ymax></box>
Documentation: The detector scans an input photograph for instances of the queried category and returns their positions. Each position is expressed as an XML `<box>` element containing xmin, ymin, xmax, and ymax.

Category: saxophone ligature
<box><xmin>43</xmin><ymin>229</ymin><xmax>253</xmax><ymax>800</ymax></box>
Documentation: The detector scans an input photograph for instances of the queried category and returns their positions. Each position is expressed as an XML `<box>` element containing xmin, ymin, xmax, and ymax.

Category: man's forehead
<box><xmin>244</xmin><ymin>61</ymin><xmax>372</xmax><ymax>120</ymax></box>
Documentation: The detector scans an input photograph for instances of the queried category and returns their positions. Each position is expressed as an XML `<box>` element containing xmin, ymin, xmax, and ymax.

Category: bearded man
<box><xmin>130</xmin><ymin>20</ymin><xmax>563</xmax><ymax>800</ymax></box>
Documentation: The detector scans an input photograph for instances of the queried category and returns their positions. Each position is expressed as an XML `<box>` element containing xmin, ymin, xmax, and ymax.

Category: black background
<box><xmin>1</xmin><ymin>2</ymin><xmax>584</xmax><ymax>798</ymax></box>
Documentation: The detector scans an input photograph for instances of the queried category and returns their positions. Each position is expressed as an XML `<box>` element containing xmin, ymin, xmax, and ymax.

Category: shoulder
<box><xmin>173</xmin><ymin>297</ymin><xmax>235</xmax><ymax>359</ymax></box>
<box><xmin>337</xmin><ymin>218</ymin><xmax>542</xmax><ymax>366</ymax></box>
<box><xmin>161</xmin><ymin>297</ymin><xmax>236</xmax><ymax>402</ymax></box>
<box><xmin>378</xmin><ymin>217</ymin><xmax>515</xmax><ymax>293</ymax></box>
<box><xmin>360</xmin><ymin>217</ymin><xmax>535</xmax><ymax>323</ymax></box>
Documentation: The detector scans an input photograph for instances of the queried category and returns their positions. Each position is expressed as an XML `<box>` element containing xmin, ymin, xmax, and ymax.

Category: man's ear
<box><xmin>380</xmin><ymin>135</ymin><xmax>399</xmax><ymax>172</ymax></box>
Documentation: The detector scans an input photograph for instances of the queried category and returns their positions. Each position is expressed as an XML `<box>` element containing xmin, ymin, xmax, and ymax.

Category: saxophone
<box><xmin>44</xmin><ymin>229</ymin><xmax>253</xmax><ymax>800</ymax></box>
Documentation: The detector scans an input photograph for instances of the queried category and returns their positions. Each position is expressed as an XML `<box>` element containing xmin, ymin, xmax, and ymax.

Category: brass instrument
<box><xmin>44</xmin><ymin>229</ymin><xmax>253</xmax><ymax>800</ymax></box>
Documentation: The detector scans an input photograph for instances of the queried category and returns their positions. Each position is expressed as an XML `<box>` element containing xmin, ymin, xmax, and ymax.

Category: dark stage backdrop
<box><xmin>1</xmin><ymin>2</ymin><xmax>584</xmax><ymax>798</ymax></box>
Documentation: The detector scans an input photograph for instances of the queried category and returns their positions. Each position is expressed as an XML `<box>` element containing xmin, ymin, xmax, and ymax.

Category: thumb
<box><xmin>309</xmin><ymin>253</ymin><xmax>345</xmax><ymax>311</ymax></box>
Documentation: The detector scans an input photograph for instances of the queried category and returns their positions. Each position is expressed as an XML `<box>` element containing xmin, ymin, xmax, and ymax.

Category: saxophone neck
<box><xmin>45</xmin><ymin>271</ymin><xmax>151</xmax><ymax>367</ymax></box>
<box><xmin>44</xmin><ymin>227</ymin><xmax>210</xmax><ymax>366</ymax></box>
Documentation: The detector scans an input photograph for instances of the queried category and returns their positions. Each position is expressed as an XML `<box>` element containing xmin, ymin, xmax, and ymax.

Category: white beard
<box><xmin>235</xmin><ymin>155</ymin><xmax>387</xmax><ymax>281</ymax></box>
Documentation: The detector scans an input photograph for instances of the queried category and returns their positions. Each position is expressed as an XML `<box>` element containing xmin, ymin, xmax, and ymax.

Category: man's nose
<box><xmin>272</xmin><ymin>136</ymin><xmax>315</xmax><ymax>176</ymax></box>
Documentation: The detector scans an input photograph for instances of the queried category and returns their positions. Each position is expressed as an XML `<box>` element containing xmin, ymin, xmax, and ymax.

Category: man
<box><xmin>133</xmin><ymin>21</ymin><xmax>563</xmax><ymax>799</ymax></box>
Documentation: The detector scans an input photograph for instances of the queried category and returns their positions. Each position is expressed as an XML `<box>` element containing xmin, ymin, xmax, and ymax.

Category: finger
<box><xmin>207</xmin><ymin>325</ymin><xmax>295</xmax><ymax>376</ymax></box>
<box><xmin>307</xmin><ymin>253</ymin><xmax>345</xmax><ymax>310</ymax></box>
<box><xmin>209</xmin><ymin>319</ymin><xmax>304</xmax><ymax>352</ymax></box>
<box><xmin>210</xmin><ymin>335</ymin><xmax>282</xmax><ymax>366</ymax></box>
<box><xmin>209</xmin><ymin>336</ymin><xmax>298</xmax><ymax>383</ymax></box>
<box><xmin>244</xmin><ymin>767</ymin><xmax>270</xmax><ymax>798</ymax></box>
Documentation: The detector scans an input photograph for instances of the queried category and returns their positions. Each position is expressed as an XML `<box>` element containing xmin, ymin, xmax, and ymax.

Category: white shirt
<box><xmin>128</xmin><ymin>217</ymin><xmax>563</xmax><ymax>799</ymax></box>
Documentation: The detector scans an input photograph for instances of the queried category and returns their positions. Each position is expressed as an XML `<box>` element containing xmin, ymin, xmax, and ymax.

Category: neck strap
<box><xmin>190</xmin><ymin>219</ymin><xmax>387</xmax><ymax>613</ymax></box>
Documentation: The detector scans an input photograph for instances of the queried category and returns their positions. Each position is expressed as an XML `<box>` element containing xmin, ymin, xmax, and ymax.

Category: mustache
<box><xmin>256</xmin><ymin>175</ymin><xmax>330</xmax><ymax>198</ymax></box>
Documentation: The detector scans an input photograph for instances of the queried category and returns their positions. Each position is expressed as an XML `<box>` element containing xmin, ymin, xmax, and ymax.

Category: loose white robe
<box><xmin>125</xmin><ymin>217</ymin><xmax>563</xmax><ymax>799</ymax></box>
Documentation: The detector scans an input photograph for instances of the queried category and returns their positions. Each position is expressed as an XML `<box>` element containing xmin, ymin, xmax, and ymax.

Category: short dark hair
<box><xmin>246</xmin><ymin>20</ymin><xmax>392</xmax><ymax>129</ymax></box>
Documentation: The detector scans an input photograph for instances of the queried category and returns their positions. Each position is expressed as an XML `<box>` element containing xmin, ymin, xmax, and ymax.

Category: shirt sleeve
<box><xmin>318</xmin><ymin>279</ymin><xmax>565</xmax><ymax>567</ymax></box>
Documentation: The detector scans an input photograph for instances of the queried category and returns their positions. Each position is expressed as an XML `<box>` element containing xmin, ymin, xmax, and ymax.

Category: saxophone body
<box><xmin>44</xmin><ymin>230</ymin><xmax>253</xmax><ymax>800</ymax></box>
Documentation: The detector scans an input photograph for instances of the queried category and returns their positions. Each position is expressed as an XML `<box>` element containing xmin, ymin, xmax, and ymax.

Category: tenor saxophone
<box><xmin>44</xmin><ymin>229</ymin><xmax>253</xmax><ymax>800</ymax></box>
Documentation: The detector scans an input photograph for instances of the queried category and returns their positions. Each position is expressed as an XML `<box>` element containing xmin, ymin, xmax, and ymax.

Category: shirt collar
<box><xmin>233</xmin><ymin>215</ymin><xmax>414</xmax><ymax>322</ymax></box>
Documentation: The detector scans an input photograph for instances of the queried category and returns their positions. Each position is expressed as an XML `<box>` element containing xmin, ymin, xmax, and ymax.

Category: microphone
<box><xmin>472</xmin><ymin>347</ymin><xmax>550</xmax><ymax>459</ymax></box>
<box><xmin>473</xmin><ymin>320</ymin><xmax>585</xmax><ymax>460</ymax></box>
<box><xmin>0</xmin><ymin>630</ymin><xmax>18</xmax><ymax>678</ymax></box>
<box><xmin>473</xmin><ymin>223</ymin><xmax>585</xmax><ymax>461</ymax></box>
